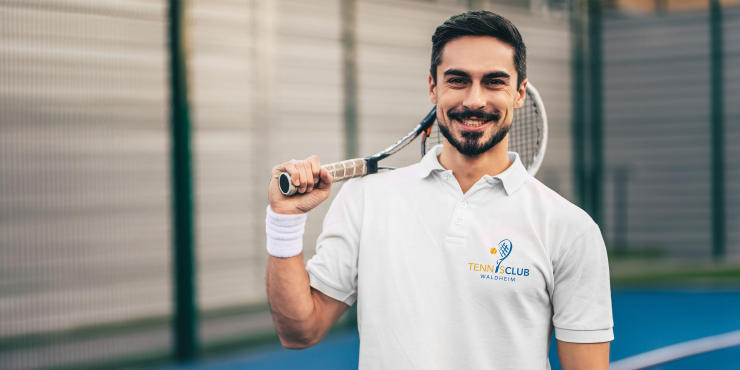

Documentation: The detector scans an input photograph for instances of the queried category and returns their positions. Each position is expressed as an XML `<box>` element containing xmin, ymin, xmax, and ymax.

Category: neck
<box><xmin>437</xmin><ymin>136</ymin><xmax>513</xmax><ymax>194</ymax></box>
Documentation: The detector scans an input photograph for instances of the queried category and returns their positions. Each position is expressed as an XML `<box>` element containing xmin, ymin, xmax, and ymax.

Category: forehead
<box><xmin>439</xmin><ymin>36</ymin><xmax>516</xmax><ymax>77</ymax></box>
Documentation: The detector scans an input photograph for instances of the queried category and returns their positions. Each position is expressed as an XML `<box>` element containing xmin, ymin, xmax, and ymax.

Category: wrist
<box><xmin>265</xmin><ymin>205</ymin><xmax>307</xmax><ymax>257</ymax></box>
<box><xmin>269</xmin><ymin>204</ymin><xmax>306</xmax><ymax>215</ymax></box>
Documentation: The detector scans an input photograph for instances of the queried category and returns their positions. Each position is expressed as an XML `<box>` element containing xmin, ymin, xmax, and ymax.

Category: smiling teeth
<box><xmin>461</xmin><ymin>119</ymin><xmax>484</xmax><ymax>127</ymax></box>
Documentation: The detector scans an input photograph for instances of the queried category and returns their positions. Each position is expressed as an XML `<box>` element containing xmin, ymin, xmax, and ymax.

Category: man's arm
<box><xmin>557</xmin><ymin>341</ymin><xmax>610</xmax><ymax>370</ymax></box>
<box><xmin>265</xmin><ymin>156</ymin><xmax>347</xmax><ymax>349</ymax></box>
<box><xmin>267</xmin><ymin>254</ymin><xmax>348</xmax><ymax>349</ymax></box>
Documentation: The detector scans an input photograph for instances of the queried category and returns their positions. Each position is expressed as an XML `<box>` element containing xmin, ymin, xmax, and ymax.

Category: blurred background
<box><xmin>1</xmin><ymin>0</ymin><xmax>739</xmax><ymax>369</ymax></box>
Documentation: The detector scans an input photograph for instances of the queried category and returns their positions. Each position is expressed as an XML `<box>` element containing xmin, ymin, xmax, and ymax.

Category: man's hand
<box><xmin>557</xmin><ymin>341</ymin><xmax>610</xmax><ymax>370</ymax></box>
<box><xmin>269</xmin><ymin>155</ymin><xmax>333</xmax><ymax>215</ymax></box>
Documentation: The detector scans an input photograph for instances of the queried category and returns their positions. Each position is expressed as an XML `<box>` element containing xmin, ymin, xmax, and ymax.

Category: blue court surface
<box><xmin>159</xmin><ymin>289</ymin><xmax>740</xmax><ymax>370</ymax></box>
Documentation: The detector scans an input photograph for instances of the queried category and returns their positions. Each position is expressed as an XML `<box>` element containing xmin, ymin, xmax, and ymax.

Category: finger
<box><xmin>283</xmin><ymin>161</ymin><xmax>301</xmax><ymax>187</ymax></box>
<box><xmin>295</xmin><ymin>162</ymin><xmax>308</xmax><ymax>193</ymax></box>
<box><xmin>304</xmin><ymin>160</ymin><xmax>315</xmax><ymax>193</ymax></box>
<box><xmin>307</xmin><ymin>155</ymin><xmax>321</xmax><ymax>180</ymax></box>
<box><xmin>271</xmin><ymin>161</ymin><xmax>292</xmax><ymax>179</ymax></box>
<box><xmin>306</xmin><ymin>156</ymin><xmax>321</xmax><ymax>192</ymax></box>
<box><xmin>271</xmin><ymin>164</ymin><xmax>284</xmax><ymax>179</ymax></box>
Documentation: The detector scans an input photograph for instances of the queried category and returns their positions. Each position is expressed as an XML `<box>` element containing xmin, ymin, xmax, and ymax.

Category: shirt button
<box><xmin>443</xmin><ymin>174</ymin><xmax>450</xmax><ymax>180</ymax></box>
<box><xmin>455</xmin><ymin>218</ymin><xmax>462</xmax><ymax>225</ymax></box>
<box><xmin>461</xmin><ymin>202</ymin><xmax>467</xmax><ymax>208</ymax></box>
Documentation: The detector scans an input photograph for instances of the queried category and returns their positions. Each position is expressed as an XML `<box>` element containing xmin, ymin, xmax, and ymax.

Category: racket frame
<box><xmin>520</xmin><ymin>83</ymin><xmax>548</xmax><ymax>176</ymax></box>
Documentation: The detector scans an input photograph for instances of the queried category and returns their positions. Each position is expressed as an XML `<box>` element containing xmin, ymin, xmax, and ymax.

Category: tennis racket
<box><xmin>495</xmin><ymin>239</ymin><xmax>513</xmax><ymax>273</ymax></box>
<box><xmin>279</xmin><ymin>83</ymin><xmax>548</xmax><ymax>196</ymax></box>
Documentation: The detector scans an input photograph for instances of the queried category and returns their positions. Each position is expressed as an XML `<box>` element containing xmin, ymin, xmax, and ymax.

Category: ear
<box><xmin>514</xmin><ymin>78</ymin><xmax>528</xmax><ymax>109</ymax></box>
<box><xmin>428</xmin><ymin>73</ymin><xmax>437</xmax><ymax>105</ymax></box>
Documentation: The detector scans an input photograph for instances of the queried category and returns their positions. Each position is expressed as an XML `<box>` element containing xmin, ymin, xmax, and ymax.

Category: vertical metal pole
<box><xmin>571</xmin><ymin>0</ymin><xmax>587</xmax><ymax>208</ymax></box>
<box><xmin>710</xmin><ymin>0</ymin><xmax>725</xmax><ymax>261</ymax></box>
<box><xmin>168</xmin><ymin>0</ymin><xmax>198</xmax><ymax>360</ymax></box>
<box><xmin>341</xmin><ymin>0</ymin><xmax>358</xmax><ymax>159</ymax></box>
<box><xmin>588</xmin><ymin>0</ymin><xmax>604</xmax><ymax>229</ymax></box>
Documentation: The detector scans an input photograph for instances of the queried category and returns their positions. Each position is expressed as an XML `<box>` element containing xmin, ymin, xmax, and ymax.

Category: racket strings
<box><xmin>422</xmin><ymin>91</ymin><xmax>543</xmax><ymax>171</ymax></box>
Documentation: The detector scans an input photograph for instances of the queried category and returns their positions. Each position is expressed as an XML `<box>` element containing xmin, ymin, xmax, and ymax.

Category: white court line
<box><xmin>609</xmin><ymin>329</ymin><xmax>740</xmax><ymax>370</ymax></box>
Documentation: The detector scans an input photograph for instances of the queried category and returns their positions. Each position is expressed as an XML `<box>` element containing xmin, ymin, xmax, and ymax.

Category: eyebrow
<box><xmin>443</xmin><ymin>69</ymin><xmax>511</xmax><ymax>80</ymax></box>
<box><xmin>483</xmin><ymin>71</ymin><xmax>510</xmax><ymax>79</ymax></box>
<box><xmin>443</xmin><ymin>69</ymin><xmax>471</xmax><ymax>78</ymax></box>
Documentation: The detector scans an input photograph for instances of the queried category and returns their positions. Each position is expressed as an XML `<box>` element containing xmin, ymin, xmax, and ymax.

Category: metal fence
<box><xmin>599</xmin><ymin>4</ymin><xmax>740</xmax><ymax>258</ymax></box>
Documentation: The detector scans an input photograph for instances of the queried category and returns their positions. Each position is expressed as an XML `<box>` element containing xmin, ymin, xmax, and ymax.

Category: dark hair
<box><xmin>430</xmin><ymin>11</ymin><xmax>527</xmax><ymax>88</ymax></box>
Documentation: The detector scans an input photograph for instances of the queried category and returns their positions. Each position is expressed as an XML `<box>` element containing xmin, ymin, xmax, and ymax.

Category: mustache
<box><xmin>447</xmin><ymin>107</ymin><xmax>501</xmax><ymax>123</ymax></box>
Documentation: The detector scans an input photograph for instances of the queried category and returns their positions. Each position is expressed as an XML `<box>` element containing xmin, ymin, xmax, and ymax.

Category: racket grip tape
<box><xmin>278</xmin><ymin>158</ymin><xmax>372</xmax><ymax>196</ymax></box>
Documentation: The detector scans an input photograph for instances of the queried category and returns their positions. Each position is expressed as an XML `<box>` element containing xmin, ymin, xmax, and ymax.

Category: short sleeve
<box><xmin>305</xmin><ymin>180</ymin><xmax>363</xmax><ymax>306</ymax></box>
<box><xmin>552</xmin><ymin>225</ymin><xmax>614</xmax><ymax>343</ymax></box>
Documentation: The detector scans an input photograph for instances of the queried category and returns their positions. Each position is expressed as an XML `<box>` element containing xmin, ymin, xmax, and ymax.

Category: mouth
<box><xmin>455</xmin><ymin>118</ymin><xmax>492</xmax><ymax>130</ymax></box>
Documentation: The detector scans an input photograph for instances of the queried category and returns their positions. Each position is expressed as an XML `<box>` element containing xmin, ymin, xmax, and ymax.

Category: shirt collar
<box><xmin>419</xmin><ymin>145</ymin><xmax>529</xmax><ymax>196</ymax></box>
<box><xmin>418</xmin><ymin>144</ymin><xmax>446</xmax><ymax>178</ymax></box>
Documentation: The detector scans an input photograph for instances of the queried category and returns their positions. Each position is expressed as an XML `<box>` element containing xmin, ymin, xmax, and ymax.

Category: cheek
<box><xmin>437</xmin><ymin>88</ymin><xmax>466</xmax><ymax>106</ymax></box>
<box><xmin>489</xmin><ymin>93</ymin><xmax>514</xmax><ymax>112</ymax></box>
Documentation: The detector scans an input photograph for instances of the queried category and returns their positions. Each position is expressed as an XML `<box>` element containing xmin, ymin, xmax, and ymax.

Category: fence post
<box><xmin>571</xmin><ymin>0</ymin><xmax>588</xmax><ymax>208</ymax></box>
<box><xmin>168</xmin><ymin>0</ymin><xmax>198</xmax><ymax>360</ymax></box>
<box><xmin>710</xmin><ymin>0</ymin><xmax>725</xmax><ymax>261</ymax></box>
<box><xmin>342</xmin><ymin>0</ymin><xmax>358</xmax><ymax>159</ymax></box>
<box><xmin>588</xmin><ymin>0</ymin><xmax>604</xmax><ymax>230</ymax></box>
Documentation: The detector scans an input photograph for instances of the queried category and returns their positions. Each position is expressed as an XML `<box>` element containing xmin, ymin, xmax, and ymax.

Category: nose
<box><xmin>463</xmin><ymin>81</ymin><xmax>485</xmax><ymax>111</ymax></box>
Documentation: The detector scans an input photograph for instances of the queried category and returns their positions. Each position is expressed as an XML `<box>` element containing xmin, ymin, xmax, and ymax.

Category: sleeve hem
<box><xmin>308</xmin><ymin>271</ymin><xmax>356</xmax><ymax>306</ymax></box>
<box><xmin>555</xmin><ymin>327</ymin><xmax>614</xmax><ymax>343</ymax></box>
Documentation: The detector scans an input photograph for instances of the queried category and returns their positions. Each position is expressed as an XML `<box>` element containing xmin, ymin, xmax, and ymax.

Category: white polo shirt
<box><xmin>306</xmin><ymin>145</ymin><xmax>613</xmax><ymax>370</ymax></box>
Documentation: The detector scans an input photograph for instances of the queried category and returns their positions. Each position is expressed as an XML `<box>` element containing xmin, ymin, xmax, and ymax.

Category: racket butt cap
<box><xmin>279</xmin><ymin>172</ymin><xmax>297</xmax><ymax>195</ymax></box>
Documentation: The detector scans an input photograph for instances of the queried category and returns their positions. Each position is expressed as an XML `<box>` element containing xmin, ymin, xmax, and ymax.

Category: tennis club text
<box><xmin>468</xmin><ymin>263</ymin><xmax>529</xmax><ymax>282</ymax></box>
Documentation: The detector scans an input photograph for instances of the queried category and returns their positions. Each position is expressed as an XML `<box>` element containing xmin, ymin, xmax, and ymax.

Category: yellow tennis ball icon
<box><xmin>490</xmin><ymin>247</ymin><xmax>497</xmax><ymax>254</ymax></box>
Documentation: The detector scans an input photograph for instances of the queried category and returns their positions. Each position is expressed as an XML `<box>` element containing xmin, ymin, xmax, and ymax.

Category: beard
<box><xmin>437</xmin><ymin>106</ymin><xmax>510</xmax><ymax>157</ymax></box>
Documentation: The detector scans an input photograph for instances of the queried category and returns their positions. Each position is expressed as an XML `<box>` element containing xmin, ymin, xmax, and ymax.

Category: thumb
<box><xmin>315</xmin><ymin>168</ymin><xmax>333</xmax><ymax>190</ymax></box>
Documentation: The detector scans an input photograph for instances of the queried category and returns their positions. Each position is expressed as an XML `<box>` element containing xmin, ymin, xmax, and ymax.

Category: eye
<box><xmin>448</xmin><ymin>78</ymin><xmax>465</xmax><ymax>84</ymax></box>
<box><xmin>486</xmin><ymin>79</ymin><xmax>505</xmax><ymax>86</ymax></box>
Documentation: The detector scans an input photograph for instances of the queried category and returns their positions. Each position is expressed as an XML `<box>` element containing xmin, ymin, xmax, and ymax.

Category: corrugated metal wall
<box><xmin>0</xmin><ymin>1</ymin><xmax>172</xmax><ymax>368</ymax></box>
<box><xmin>602</xmin><ymin>6</ymin><xmax>740</xmax><ymax>258</ymax></box>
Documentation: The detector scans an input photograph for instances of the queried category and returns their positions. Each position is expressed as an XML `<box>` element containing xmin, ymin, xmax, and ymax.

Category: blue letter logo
<box><xmin>495</xmin><ymin>239</ymin><xmax>512</xmax><ymax>273</ymax></box>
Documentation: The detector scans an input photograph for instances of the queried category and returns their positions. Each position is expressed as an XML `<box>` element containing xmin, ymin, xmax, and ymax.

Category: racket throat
<box><xmin>365</xmin><ymin>157</ymin><xmax>379</xmax><ymax>175</ymax></box>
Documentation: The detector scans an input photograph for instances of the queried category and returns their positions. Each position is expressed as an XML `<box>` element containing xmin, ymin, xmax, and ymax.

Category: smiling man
<box><xmin>265</xmin><ymin>11</ymin><xmax>613</xmax><ymax>370</ymax></box>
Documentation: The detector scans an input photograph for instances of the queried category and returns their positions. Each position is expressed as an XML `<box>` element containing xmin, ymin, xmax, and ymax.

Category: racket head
<box><xmin>421</xmin><ymin>83</ymin><xmax>548</xmax><ymax>176</ymax></box>
<box><xmin>495</xmin><ymin>239</ymin><xmax>513</xmax><ymax>272</ymax></box>
<box><xmin>497</xmin><ymin>239</ymin><xmax>513</xmax><ymax>260</ymax></box>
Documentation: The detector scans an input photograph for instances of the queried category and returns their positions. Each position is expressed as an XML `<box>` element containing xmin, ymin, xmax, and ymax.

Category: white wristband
<box><xmin>265</xmin><ymin>205</ymin><xmax>307</xmax><ymax>257</ymax></box>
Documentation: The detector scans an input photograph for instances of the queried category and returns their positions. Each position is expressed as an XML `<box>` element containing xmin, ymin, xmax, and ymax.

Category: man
<box><xmin>265</xmin><ymin>11</ymin><xmax>613</xmax><ymax>370</ymax></box>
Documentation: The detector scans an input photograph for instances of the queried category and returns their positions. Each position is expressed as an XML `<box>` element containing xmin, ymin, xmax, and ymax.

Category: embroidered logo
<box><xmin>468</xmin><ymin>239</ymin><xmax>529</xmax><ymax>282</ymax></box>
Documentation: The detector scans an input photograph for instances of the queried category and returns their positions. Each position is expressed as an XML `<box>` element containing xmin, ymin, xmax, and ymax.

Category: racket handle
<box><xmin>279</xmin><ymin>158</ymin><xmax>369</xmax><ymax>195</ymax></box>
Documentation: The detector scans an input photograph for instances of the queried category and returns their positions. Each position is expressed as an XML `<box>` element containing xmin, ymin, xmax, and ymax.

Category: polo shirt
<box><xmin>306</xmin><ymin>145</ymin><xmax>613</xmax><ymax>370</ymax></box>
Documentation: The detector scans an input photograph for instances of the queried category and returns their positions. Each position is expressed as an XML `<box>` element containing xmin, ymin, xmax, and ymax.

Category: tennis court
<box><xmin>155</xmin><ymin>289</ymin><xmax>740</xmax><ymax>370</ymax></box>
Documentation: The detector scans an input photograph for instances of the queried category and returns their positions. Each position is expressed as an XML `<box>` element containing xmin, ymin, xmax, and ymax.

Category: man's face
<box><xmin>429</xmin><ymin>36</ymin><xmax>527</xmax><ymax>157</ymax></box>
